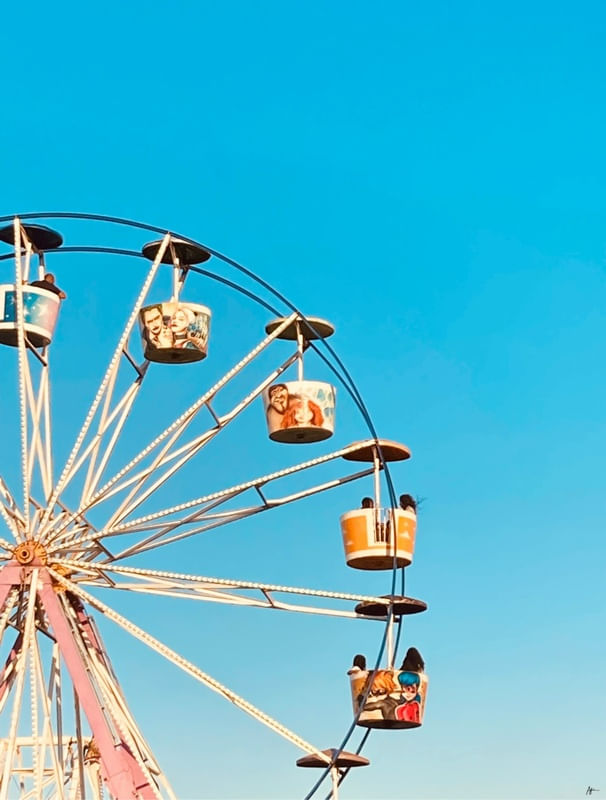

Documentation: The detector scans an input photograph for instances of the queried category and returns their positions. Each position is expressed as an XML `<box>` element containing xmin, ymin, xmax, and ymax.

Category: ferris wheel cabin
<box><xmin>0</xmin><ymin>285</ymin><xmax>61</xmax><ymax>348</ymax></box>
<box><xmin>349</xmin><ymin>667</ymin><xmax>429</xmax><ymax>729</ymax></box>
<box><xmin>264</xmin><ymin>316</ymin><xmax>337</xmax><ymax>443</ymax></box>
<box><xmin>0</xmin><ymin>223</ymin><xmax>64</xmax><ymax>348</ymax></box>
<box><xmin>140</xmin><ymin>238</ymin><xmax>212</xmax><ymax>364</ymax></box>
<box><xmin>341</xmin><ymin>440</ymin><xmax>416</xmax><ymax>569</ymax></box>
<box><xmin>341</xmin><ymin>507</ymin><xmax>417</xmax><ymax>569</ymax></box>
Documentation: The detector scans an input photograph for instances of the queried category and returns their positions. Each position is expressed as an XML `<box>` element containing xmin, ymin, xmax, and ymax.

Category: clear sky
<box><xmin>1</xmin><ymin>1</ymin><xmax>606</xmax><ymax>798</ymax></box>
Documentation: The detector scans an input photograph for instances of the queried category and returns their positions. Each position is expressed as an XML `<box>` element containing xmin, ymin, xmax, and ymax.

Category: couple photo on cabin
<box><xmin>265</xmin><ymin>381</ymin><xmax>335</xmax><ymax>433</ymax></box>
<box><xmin>140</xmin><ymin>302</ymin><xmax>210</xmax><ymax>355</ymax></box>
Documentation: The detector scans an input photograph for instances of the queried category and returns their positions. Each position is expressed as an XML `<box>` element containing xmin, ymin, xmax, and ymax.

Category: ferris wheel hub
<box><xmin>13</xmin><ymin>540</ymin><xmax>47</xmax><ymax>565</ymax></box>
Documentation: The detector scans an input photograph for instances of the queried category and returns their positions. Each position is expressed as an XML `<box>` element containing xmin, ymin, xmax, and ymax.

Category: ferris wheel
<box><xmin>0</xmin><ymin>213</ymin><xmax>428</xmax><ymax>800</ymax></box>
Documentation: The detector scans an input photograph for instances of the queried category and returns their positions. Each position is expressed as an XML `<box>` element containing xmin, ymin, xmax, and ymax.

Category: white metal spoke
<box><xmin>15</xmin><ymin>218</ymin><xmax>31</xmax><ymax>537</ymax></box>
<box><xmin>17</xmin><ymin>224</ymin><xmax>34</xmax><ymax>284</ymax></box>
<box><xmin>4</xmin><ymin>222</ymin><xmax>54</xmax><ymax>526</ymax></box>
<box><xmin>91</xmin><ymin>349</ymin><xmax>300</xmax><ymax>529</ymax></box>
<box><xmin>43</xmin><ymin>313</ymin><xmax>299</xmax><ymax>549</ymax></box>
<box><xmin>81</xmin><ymin>312</ymin><xmax>296</xmax><ymax>518</ymax></box>
<box><xmin>29</xmin><ymin>495</ymin><xmax>100</xmax><ymax>561</ymax></box>
<box><xmin>31</xmin><ymin>632</ymin><xmax>67</xmax><ymax>798</ymax></box>
<box><xmin>0</xmin><ymin>502</ymin><xmax>20</xmax><ymax>545</ymax></box>
<box><xmin>62</xmin><ymin>591</ymin><xmax>161</xmax><ymax>772</ymax></box>
<box><xmin>46</xmin><ymin>439</ymin><xmax>380</xmax><ymax>560</ymax></box>
<box><xmin>86</xmin><ymin>586</ymin><xmax>381</xmax><ymax>621</ymax></box>
<box><xmin>50</xmin><ymin>463</ymin><xmax>371</xmax><ymax>562</ymax></box>
<box><xmin>34</xmin><ymin>362</ymin><xmax>52</xmax><ymax>502</ymax></box>
<box><xmin>49</xmin><ymin>568</ymin><xmax>331</xmax><ymax>765</ymax></box>
<box><xmin>49</xmin><ymin>370</ymin><xmax>149</xmax><ymax>520</ymax></box>
<box><xmin>81</xmin><ymin>365</ymin><xmax>149</xmax><ymax>506</ymax></box>
<box><xmin>42</xmin><ymin>348</ymin><xmax>53</xmax><ymax>502</ymax></box>
<box><xmin>79</xmin><ymin>348</ymin><xmax>122</xmax><ymax>506</ymax></box>
<box><xmin>116</xmin><ymin>439</ymin><xmax>375</xmax><ymax>532</ymax></box>
<box><xmin>0</xmin><ymin>478</ymin><xmax>22</xmax><ymax>513</ymax></box>
<box><xmin>58</xmin><ymin>596</ymin><xmax>169</xmax><ymax>800</ymax></box>
<box><xmin>18</xmin><ymin>226</ymin><xmax>54</xmax><ymax>523</ymax></box>
<box><xmin>39</xmin><ymin>233</ymin><xmax>170</xmax><ymax>536</ymax></box>
<box><xmin>93</xmin><ymin>661</ymin><xmax>163</xmax><ymax>779</ymax></box>
<box><xmin>23</xmin><ymin>352</ymin><xmax>52</xmax><ymax>501</ymax></box>
<box><xmin>49</xmin><ymin>559</ymin><xmax>392</xmax><ymax>623</ymax></box>
<box><xmin>99</xmin><ymin>355</ymin><xmax>295</xmax><ymax>532</ymax></box>
<box><xmin>107</xmin><ymin>465</ymin><xmax>372</xmax><ymax>561</ymax></box>
<box><xmin>84</xmin><ymin>657</ymin><xmax>170</xmax><ymax>800</ymax></box>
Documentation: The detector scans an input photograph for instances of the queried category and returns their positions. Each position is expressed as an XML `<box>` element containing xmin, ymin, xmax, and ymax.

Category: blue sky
<box><xmin>1</xmin><ymin>1</ymin><xmax>606</xmax><ymax>798</ymax></box>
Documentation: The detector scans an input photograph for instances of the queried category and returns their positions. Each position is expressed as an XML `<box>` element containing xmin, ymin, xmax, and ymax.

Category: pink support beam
<box><xmin>0</xmin><ymin>563</ymin><xmax>24</xmax><ymax>599</ymax></box>
<box><xmin>68</xmin><ymin>594</ymin><xmax>114</xmax><ymax>673</ymax></box>
<box><xmin>66</xmin><ymin>593</ymin><xmax>159</xmax><ymax>798</ymax></box>
<box><xmin>38</xmin><ymin>569</ymin><xmax>153</xmax><ymax>799</ymax></box>
<box><xmin>0</xmin><ymin>564</ymin><xmax>157</xmax><ymax>798</ymax></box>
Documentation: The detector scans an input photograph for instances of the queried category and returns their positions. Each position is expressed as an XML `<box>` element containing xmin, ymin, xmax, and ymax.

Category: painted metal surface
<box><xmin>340</xmin><ymin>508</ymin><xmax>417</xmax><ymax>570</ymax></box>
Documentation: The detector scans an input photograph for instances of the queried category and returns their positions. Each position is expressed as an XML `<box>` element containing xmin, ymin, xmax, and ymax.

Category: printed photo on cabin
<box><xmin>351</xmin><ymin>669</ymin><xmax>427</xmax><ymax>727</ymax></box>
<box><xmin>139</xmin><ymin>302</ymin><xmax>210</xmax><ymax>356</ymax></box>
<box><xmin>264</xmin><ymin>380</ymin><xmax>336</xmax><ymax>435</ymax></box>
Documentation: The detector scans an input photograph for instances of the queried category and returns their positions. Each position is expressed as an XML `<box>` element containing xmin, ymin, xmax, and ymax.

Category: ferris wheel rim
<box><xmin>0</xmin><ymin>211</ymin><xmax>414</xmax><ymax>799</ymax></box>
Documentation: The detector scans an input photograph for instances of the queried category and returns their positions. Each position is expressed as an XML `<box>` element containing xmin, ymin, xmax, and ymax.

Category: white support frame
<box><xmin>46</xmin><ymin>442</ymin><xmax>375</xmax><ymax>562</ymax></box>
<box><xmin>38</xmin><ymin>233</ymin><xmax>170</xmax><ymax>536</ymax></box>
<box><xmin>49</xmin><ymin>568</ymin><xmax>332</xmax><ymax>767</ymax></box>
<box><xmin>41</xmin><ymin>312</ymin><xmax>300</xmax><ymax>548</ymax></box>
<box><xmin>48</xmin><ymin>559</ymin><xmax>396</xmax><ymax>621</ymax></box>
